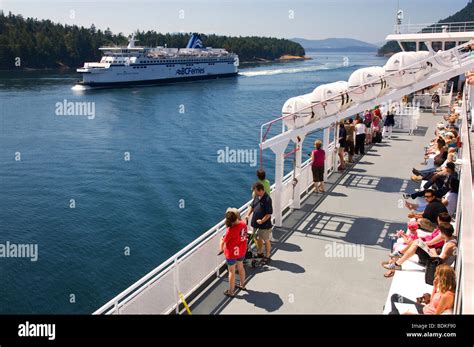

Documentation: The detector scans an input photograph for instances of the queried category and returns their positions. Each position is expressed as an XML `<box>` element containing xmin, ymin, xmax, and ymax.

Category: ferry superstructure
<box><xmin>93</xmin><ymin>20</ymin><xmax>474</xmax><ymax>315</ymax></box>
<box><xmin>75</xmin><ymin>34</ymin><xmax>239</xmax><ymax>87</ymax></box>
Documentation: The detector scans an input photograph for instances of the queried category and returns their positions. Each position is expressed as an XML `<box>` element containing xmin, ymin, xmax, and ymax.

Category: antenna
<box><xmin>395</xmin><ymin>0</ymin><xmax>404</xmax><ymax>34</ymax></box>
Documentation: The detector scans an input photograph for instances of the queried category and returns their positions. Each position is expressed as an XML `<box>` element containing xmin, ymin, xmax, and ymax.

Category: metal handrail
<box><xmin>93</xmin><ymin>141</ymin><xmax>337</xmax><ymax>314</ymax></box>
<box><xmin>94</xmin><ymin>201</ymin><xmax>252</xmax><ymax>314</ymax></box>
<box><xmin>394</xmin><ymin>21</ymin><xmax>474</xmax><ymax>35</ymax></box>
<box><xmin>453</xmin><ymin>83</ymin><xmax>474</xmax><ymax>313</ymax></box>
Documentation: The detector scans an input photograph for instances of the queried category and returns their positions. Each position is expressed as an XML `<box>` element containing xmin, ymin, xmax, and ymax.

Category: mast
<box><xmin>395</xmin><ymin>0</ymin><xmax>404</xmax><ymax>34</ymax></box>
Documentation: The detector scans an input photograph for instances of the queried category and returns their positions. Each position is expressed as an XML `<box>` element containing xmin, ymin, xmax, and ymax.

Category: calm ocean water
<box><xmin>0</xmin><ymin>52</ymin><xmax>387</xmax><ymax>313</ymax></box>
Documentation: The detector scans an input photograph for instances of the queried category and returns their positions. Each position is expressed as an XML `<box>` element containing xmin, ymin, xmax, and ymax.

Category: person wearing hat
<box><xmin>383</xmin><ymin>224</ymin><xmax>457</xmax><ymax>273</ymax></box>
<box><xmin>431</xmin><ymin>91</ymin><xmax>440</xmax><ymax>115</ymax></box>
<box><xmin>220</xmin><ymin>207</ymin><xmax>247</xmax><ymax>297</ymax></box>
<box><xmin>443</xmin><ymin>131</ymin><xmax>457</xmax><ymax>149</ymax></box>
<box><xmin>434</xmin><ymin>122</ymin><xmax>445</xmax><ymax>137</ymax></box>
<box><xmin>382</xmin><ymin>212</ymin><xmax>452</xmax><ymax>278</ymax></box>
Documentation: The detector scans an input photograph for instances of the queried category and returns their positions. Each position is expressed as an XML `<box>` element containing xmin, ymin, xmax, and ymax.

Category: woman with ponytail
<box><xmin>220</xmin><ymin>208</ymin><xmax>248</xmax><ymax>297</ymax></box>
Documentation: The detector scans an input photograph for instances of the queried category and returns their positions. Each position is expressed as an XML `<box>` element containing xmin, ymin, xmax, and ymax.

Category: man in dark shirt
<box><xmin>405</xmin><ymin>162</ymin><xmax>457</xmax><ymax>199</ymax></box>
<box><xmin>408</xmin><ymin>189</ymin><xmax>447</xmax><ymax>231</ymax></box>
<box><xmin>245</xmin><ymin>182</ymin><xmax>273</xmax><ymax>260</ymax></box>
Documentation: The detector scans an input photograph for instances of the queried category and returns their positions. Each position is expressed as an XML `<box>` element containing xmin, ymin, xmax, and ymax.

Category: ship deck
<box><xmin>189</xmin><ymin>109</ymin><xmax>442</xmax><ymax>314</ymax></box>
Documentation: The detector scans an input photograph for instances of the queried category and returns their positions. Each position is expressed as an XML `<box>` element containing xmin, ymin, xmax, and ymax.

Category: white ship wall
<box><xmin>82</xmin><ymin>61</ymin><xmax>238</xmax><ymax>84</ymax></box>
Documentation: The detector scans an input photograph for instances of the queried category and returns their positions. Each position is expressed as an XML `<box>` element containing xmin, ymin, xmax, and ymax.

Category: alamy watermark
<box><xmin>55</xmin><ymin>99</ymin><xmax>95</xmax><ymax>119</ymax></box>
<box><xmin>18</xmin><ymin>321</ymin><xmax>55</xmax><ymax>341</ymax></box>
<box><xmin>324</xmin><ymin>241</ymin><xmax>364</xmax><ymax>262</ymax></box>
<box><xmin>217</xmin><ymin>147</ymin><xmax>257</xmax><ymax>167</ymax></box>
<box><xmin>0</xmin><ymin>241</ymin><xmax>38</xmax><ymax>262</ymax></box>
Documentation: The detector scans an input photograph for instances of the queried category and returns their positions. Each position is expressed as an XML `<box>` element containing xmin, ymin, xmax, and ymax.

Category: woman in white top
<box><xmin>442</xmin><ymin>178</ymin><xmax>459</xmax><ymax>217</ymax></box>
<box><xmin>354</xmin><ymin>118</ymin><xmax>366</xmax><ymax>155</ymax></box>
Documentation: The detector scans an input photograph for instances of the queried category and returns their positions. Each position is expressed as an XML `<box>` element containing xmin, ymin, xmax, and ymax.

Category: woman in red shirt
<box><xmin>220</xmin><ymin>208</ymin><xmax>248</xmax><ymax>297</ymax></box>
<box><xmin>311</xmin><ymin>139</ymin><xmax>326</xmax><ymax>193</ymax></box>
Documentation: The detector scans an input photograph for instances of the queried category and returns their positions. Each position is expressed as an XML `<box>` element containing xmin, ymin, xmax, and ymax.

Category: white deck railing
<box><xmin>453</xmin><ymin>84</ymin><xmax>474</xmax><ymax>313</ymax></box>
<box><xmin>395</xmin><ymin>21</ymin><xmax>474</xmax><ymax>35</ymax></box>
<box><xmin>93</xmin><ymin>141</ymin><xmax>336</xmax><ymax>314</ymax></box>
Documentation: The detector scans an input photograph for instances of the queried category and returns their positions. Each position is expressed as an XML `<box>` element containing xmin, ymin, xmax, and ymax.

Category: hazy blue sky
<box><xmin>1</xmin><ymin>0</ymin><xmax>470</xmax><ymax>43</ymax></box>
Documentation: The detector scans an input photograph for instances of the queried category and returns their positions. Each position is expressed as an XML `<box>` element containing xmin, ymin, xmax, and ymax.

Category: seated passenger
<box><xmin>442</xmin><ymin>178</ymin><xmax>459</xmax><ymax>217</ymax></box>
<box><xmin>403</xmin><ymin>189</ymin><xmax>447</xmax><ymax>232</ymax></box>
<box><xmin>384</xmin><ymin>213</ymin><xmax>451</xmax><ymax>278</ymax></box>
<box><xmin>404</xmin><ymin>163</ymin><xmax>457</xmax><ymax>200</ymax></box>
<box><xmin>388</xmin><ymin>265</ymin><xmax>455</xmax><ymax>314</ymax></box>
<box><xmin>383</xmin><ymin>224</ymin><xmax>456</xmax><ymax>271</ymax></box>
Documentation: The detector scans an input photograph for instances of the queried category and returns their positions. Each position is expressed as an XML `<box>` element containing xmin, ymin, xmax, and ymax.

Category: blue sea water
<box><xmin>0</xmin><ymin>52</ymin><xmax>387</xmax><ymax>313</ymax></box>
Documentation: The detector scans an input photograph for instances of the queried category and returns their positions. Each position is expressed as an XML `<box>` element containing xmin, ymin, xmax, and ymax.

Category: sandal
<box><xmin>383</xmin><ymin>262</ymin><xmax>402</xmax><ymax>271</ymax></box>
<box><xmin>384</xmin><ymin>270</ymin><xmax>395</xmax><ymax>278</ymax></box>
<box><xmin>224</xmin><ymin>289</ymin><xmax>235</xmax><ymax>298</ymax></box>
<box><xmin>236</xmin><ymin>285</ymin><xmax>247</xmax><ymax>291</ymax></box>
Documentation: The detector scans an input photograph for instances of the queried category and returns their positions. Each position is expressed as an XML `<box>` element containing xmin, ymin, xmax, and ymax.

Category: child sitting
<box><xmin>391</xmin><ymin>221</ymin><xmax>419</xmax><ymax>257</ymax></box>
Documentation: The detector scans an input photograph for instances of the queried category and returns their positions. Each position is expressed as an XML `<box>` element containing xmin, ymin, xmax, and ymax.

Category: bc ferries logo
<box><xmin>176</xmin><ymin>67</ymin><xmax>205</xmax><ymax>76</ymax></box>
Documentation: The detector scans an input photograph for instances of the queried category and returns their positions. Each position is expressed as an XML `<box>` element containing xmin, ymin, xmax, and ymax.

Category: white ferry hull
<box><xmin>78</xmin><ymin>61</ymin><xmax>238</xmax><ymax>87</ymax></box>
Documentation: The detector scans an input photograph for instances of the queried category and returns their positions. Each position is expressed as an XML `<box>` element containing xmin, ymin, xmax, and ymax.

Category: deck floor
<box><xmin>190</xmin><ymin>110</ymin><xmax>443</xmax><ymax>314</ymax></box>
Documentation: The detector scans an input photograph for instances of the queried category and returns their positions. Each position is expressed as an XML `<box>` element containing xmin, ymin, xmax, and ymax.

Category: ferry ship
<box><xmin>93</xmin><ymin>19</ymin><xmax>474</xmax><ymax>315</ymax></box>
<box><xmin>75</xmin><ymin>34</ymin><xmax>239</xmax><ymax>87</ymax></box>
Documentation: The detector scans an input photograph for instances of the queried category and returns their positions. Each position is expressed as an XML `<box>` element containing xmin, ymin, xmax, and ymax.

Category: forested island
<box><xmin>0</xmin><ymin>12</ymin><xmax>306</xmax><ymax>70</ymax></box>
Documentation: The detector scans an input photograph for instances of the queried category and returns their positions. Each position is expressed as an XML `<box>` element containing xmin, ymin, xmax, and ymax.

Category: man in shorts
<box><xmin>245</xmin><ymin>182</ymin><xmax>273</xmax><ymax>262</ymax></box>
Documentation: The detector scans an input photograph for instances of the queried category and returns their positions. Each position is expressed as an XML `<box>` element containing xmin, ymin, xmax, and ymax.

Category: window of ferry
<box><xmin>445</xmin><ymin>42</ymin><xmax>456</xmax><ymax>50</ymax></box>
<box><xmin>432</xmin><ymin>41</ymin><xmax>443</xmax><ymax>51</ymax></box>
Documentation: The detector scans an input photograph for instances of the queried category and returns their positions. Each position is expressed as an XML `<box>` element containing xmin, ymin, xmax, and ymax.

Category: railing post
<box><xmin>271</xmin><ymin>140</ymin><xmax>290</xmax><ymax>227</ymax></box>
<box><xmin>173</xmin><ymin>257</ymin><xmax>180</xmax><ymax>314</ymax></box>
<box><xmin>323</xmin><ymin>126</ymin><xmax>331</xmax><ymax>180</ymax></box>
<box><xmin>333</xmin><ymin>124</ymin><xmax>339</xmax><ymax>172</ymax></box>
<box><xmin>292</xmin><ymin>134</ymin><xmax>305</xmax><ymax>209</ymax></box>
<box><xmin>215</xmin><ymin>227</ymin><xmax>221</xmax><ymax>278</ymax></box>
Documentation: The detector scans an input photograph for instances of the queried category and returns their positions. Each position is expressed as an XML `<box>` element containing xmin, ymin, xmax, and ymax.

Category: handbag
<box><xmin>425</xmin><ymin>257</ymin><xmax>442</xmax><ymax>285</ymax></box>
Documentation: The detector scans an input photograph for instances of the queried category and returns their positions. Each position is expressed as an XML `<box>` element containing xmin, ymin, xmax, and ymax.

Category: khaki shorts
<box><xmin>255</xmin><ymin>228</ymin><xmax>272</xmax><ymax>241</ymax></box>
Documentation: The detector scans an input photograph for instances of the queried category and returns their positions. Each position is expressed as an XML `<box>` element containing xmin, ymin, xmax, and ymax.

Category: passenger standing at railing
<box><xmin>310</xmin><ymin>140</ymin><xmax>326</xmax><ymax>193</ymax></box>
<box><xmin>363</xmin><ymin>109</ymin><xmax>373</xmax><ymax>144</ymax></box>
<box><xmin>337</xmin><ymin>121</ymin><xmax>346</xmax><ymax>171</ymax></box>
<box><xmin>245</xmin><ymin>182</ymin><xmax>273</xmax><ymax>262</ymax></box>
<box><xmin>382</xmin><ymin>108</ymin><xmax>395</xmax><ymax>139</ymax></box>
<box><xmin>372</xmin><ymin>115</ymin><xmax>382</xmax><ymax>143</ymax></box>
<box><xmin>220</xmin><ymin>208</ymin><xmax>248</xmax><ymax>298</ymax></box>
<box><xmin>431</xmin><ymin>91</ymin><xmax>440</xmax><ymax>115</ymax></box>
<box><xmin>256</xmin><ymin>169</ymin><xmax>271</xmax><ymax>195</ymax></box>
<box><xmin>354</xmin><ymin>118</ymin><xmax>366</xmax><ymax>155</ymax></box>
<box><xmin>344</xmin><ymin>118</ymin><xmax>355</xmax><ymax>163</ymax></box>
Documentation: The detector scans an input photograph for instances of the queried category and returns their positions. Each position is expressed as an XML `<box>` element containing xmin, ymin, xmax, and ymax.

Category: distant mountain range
<box><xmin>291</xmin><ymin>38</ymin><xmax>379</xmax><ymax>52</ymax></box>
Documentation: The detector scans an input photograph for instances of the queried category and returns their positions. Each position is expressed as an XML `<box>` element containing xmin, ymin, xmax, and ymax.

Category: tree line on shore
<box><xmin>0</xmin><ymin>12</ymin><xmax>305</xmax><ymax>69</ymax></box>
